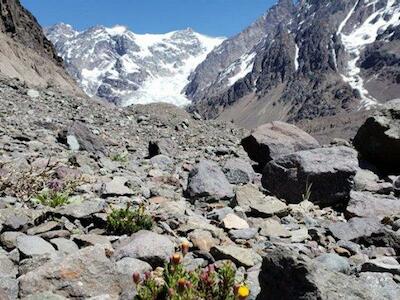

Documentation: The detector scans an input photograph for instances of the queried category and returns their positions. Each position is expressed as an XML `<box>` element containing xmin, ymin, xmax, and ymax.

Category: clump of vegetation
<box><xmin>1</xmin><ymin>159</ymin><xmax>81</xmax><ymax>204</ymax></box>
<box><xmin>111</xmin><ymin>152</ymin><xmax>128</xmax><ymax>163</ymax></box>
<box><xmin>35</xmin><ymin>189</ymin><xmax>70</xmax><ymax>208</ymax></box>
<box><xmin>133</xmin><ymin>246</ymin><xmax>249</xmax><ymax>300</ymax></box>
<box><xmin>34</xmin><ymin>178</ymin><xmax>77</xmax><ymax>207</ymax></box>
<box><xmin>106</xmin><ymin>203</ymin><xmax>153</xmax><ymax>235</ymax></box>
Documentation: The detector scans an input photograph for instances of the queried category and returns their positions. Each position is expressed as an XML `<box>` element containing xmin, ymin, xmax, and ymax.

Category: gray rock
<box><xmin>210</xmin><ymin>245</ymin><xmax>262</xmax><ymax>268</ymax></box>
<box><xmin>354</xmin><ymin>169</ymin><xmax>393</xmax><ymax>194</ymax></box>
<box><xmin>16</xmin><ymin>236</ymin><xmax>56</xmax><ymax>257</ymax></box>
<box><xmin>0</xmin><ymin>232</ymin><xmax>25</xmax><ymax>250</ymax></box>
<box><xmin>59</xmin><ymin>121</ymin><xmax>108</xmax><ymax>155</ymax></box>
<box><xmin>50</xmin><ymin>238</ymin><xmax>79</xmax><ymax>255</ymax></box>
<box><xmin>222</xmin><ymin>158</ymin><xmax>254</xmax><ymax>184</ymax></box>
<box><xmin>206</xmin><ymin>207</ymin><xmax>234</xmax><ymax>221</ymax></box>
<box><xmin>56</xmin><ymin>200</ymin><xmax>106</xmax><ymax>219</ymax></box>
<box><xmin>150</xmin><ymin>155</ymin><xmax>173</xmax><ymax>172</ymax></box>
<box><xmin>116</xmin><ymin>257</ymin><xmax>152</xmax><ymax>275</ymax></box>
<box><xmin>258</xmin><ymin>246</ymin><xmax>400</xmax><ymax>299</ymax></box>
<box><xmin>222</xmin><ymin>213</ymin><xmax>249</xmax><ymax>230</ymax></box>
<box><xmin>329</xmin><ymin>217</ymin><xmax>383</xmax><ymax>241</ymax></box>
<box><xmin>233</xmin><ymin>184</ymin><xmax>288</xmax><ymax>217</ymax></box>
<box><xmin>354</xmin><ymin>99</ymin><xmax>400</xmax><ymax>174</ymax></box>
<box><xmin>27</xmin><ymin>89</ymin><xmax>40</xmax><ymax>98</ymax></box>
<box><xmin>313</xmin><ymin>253</ymin><xmax>350</xmax><ymax>273</ymax></box>
<box><xmin>361</xmin><ymin>257</ymin><xmax>400</xmax><ymax>275</ymax></box>
<box><xmin>263</xmin><ymin>146</ymin><xmax>359</xmax><ymax>206</ymax></box>
<box><xmin>258</xmin><ymin>218</ymin><xmax>291</xmax><ymax>238</ymax></box>
<box><xmin>0</xmin><ymin>254</ymin><xmax>17</xmax><ymax>278</ymax></box>
<box><xmin>187</xmin><ymin>229</ymin><xmax>218</xmax><ymax>252</ymax></box>
<box><xmin>101</xmin><ymin>177</ymin><xmax>134</xmax><ymax>197</ymax></box>
<box><xmin>114</xmin><ymin>230</ymin><xmax>175</xmax><ymax>267</ymax></box>
<box><xmin>229</xmin><ymin>228</ymin><xmax>258</xmax><ymax>240</ymax></box>
<box><xmin>22</xmin><ymin>291</ymin><xmax>68</xmax><ymax>300</ymax></box>
<box><xmin>18</xmin><ymin>246</ymin><xmax>122</xmax><ymax>299</ymax></box>
<box><xmin>148</xmin><ymin>138</ymin><xmax>177</xmax><ymax>158</ymax></box>
<box><xmin>241</xmin><ymin>121</ymin><xmax>320</xmax><ymax>168</ymax></box>
<box><xmin>346</xmin><ymin>191</ymin><xmax>400</xmax><ymax>219</ymax></box>
<box><xmin>0</xmin><ymin>277</ymin><xmax>18</xmax><ymax>300</ymax></box>
<box><xmin>186</xmin><ymin>160</ymin><xmax>234</xmax><ymax>201</ymax></box>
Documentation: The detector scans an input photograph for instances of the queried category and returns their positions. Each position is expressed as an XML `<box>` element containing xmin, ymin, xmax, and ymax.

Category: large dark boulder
<box><xmin>262</xmin><ymin>146</ymin><xmax>359</xmax><ymax>206</ymax></box>
<box><xmin>58</xmin><ymin>121</ymin><xmax>108</xmax><ymax>155</ymax></box>
<box><xmin>186</xmin><ymin>160</ymin><xmax>234</xmax><ymax>201</ymax></box>
<box><xmin>241</xmin><ymin>121</ymin><xmax>320</xmax><ymax>168</ymax></box>
<box><xmin>257</xmin><ymin>247</ymin><xmax>400</xmax><ymax>300</ymax></box>
<box><xmin>354</xmin><ymin>100</ymin><xmax>400</xmax><ymax>174</ymax></box>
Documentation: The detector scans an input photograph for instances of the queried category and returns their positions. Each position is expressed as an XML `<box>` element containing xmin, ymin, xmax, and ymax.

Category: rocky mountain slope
<box><xmin>46</xmin><ymin>24</ymin><xmax>224</xmax><ymax>106</ymax></box>
<box><xmin>0</xmin><ymin>0</ymin><xmax>81</xmax><ymax>94</ymax></box>
<box><xmin>1</xmin><ymin>74</ymin><xmax>400</xmax><ymax>299</ymax></box>
<box><xmin>186</xmin><ymin>0</ymin><xmax>400</xmax><ymax>129</ymax></box>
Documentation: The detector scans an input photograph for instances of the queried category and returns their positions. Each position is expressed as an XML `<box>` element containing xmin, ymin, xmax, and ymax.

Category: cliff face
<box><xmin>0</xmin><ymin>0</ymin><xmax>81</xmax><ymax>93</ymax></box>
<box><xmin>186</xmin><ymin>0</ymin><xmax>400</xmax><ymax>130</ymax></box>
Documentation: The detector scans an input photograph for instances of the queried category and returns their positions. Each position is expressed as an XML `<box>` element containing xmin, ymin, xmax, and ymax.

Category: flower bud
<box><xmin>177</xmin><ymin>278</ymin><xmax>186</xmax><ymax>291</ymax></box>
<box><xmin>181</xmin><ymin>240</ymin><xmax>190</xmax><ymax>256</ymax></box>
<box><xmin>171</xmin><ymin>253</ymin><xmax>182</xmax><ymax>265</ymax></box>
<box><xmin>132</xmin><ymin>272</ymin><xmax>141</xmax><ymax>284</ymax></box>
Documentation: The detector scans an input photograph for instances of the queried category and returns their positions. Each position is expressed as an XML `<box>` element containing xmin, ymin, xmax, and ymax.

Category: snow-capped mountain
<box><xmin>45</xmin><ymin>24</ymin><xmax>224</xmax><ymax>106</ymax></box>
<box><xmin>186</xmin><ymin>0</ymin><xmax>400</xmax><ymax>128</ymax></box>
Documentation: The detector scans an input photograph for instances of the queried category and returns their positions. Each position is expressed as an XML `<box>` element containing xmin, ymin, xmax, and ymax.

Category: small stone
<box><xmin>114</xmin><ymin>230</ymin><xmax>175</xmax><ymax>267</ymax></box>
<box><xmin>313</xmin><ymin>253</ymin><xmax>350</xmax><ymax>273</ymax></box>
<box><xmin>258</xmin><ymin>218</ymin><xmax>290</xmax><ymax>238</ymax></box>
<box><xmin>222</xmin><ymin>213</ymin><xmax>249</xmax><ymax>230</ymax></box>
<box><xmin>188</xmin><ymin>230</ymin><xmax>217</xmax><ymax>252</ymax></box>
<box><xmin>16</xmin><ymin>236</ymin><xmax>56</xmax><ymax>257</ymax></box>
<box><xmin>101</xmin><ymin>177</ymin><xmax>134</xmax><ymax>197</ymax></box>
<box><xmin>211</xmin><ymin>245</ymin><xmax>262</xmax><ymax>268</ymax></box>
<box><xmin>50</xmin><ymin>238</ymin><xmax>79</xmax><ymax>255</ymax></box>
<box><xmin>229</xmin><ymin>228</ymin><xmax>258</xmax><ymax>240</ymax></box>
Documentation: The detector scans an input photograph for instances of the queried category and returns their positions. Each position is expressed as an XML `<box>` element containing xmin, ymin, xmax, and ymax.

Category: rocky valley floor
<box><xmin>0</xmin><ymin>76</ymin><xmax>400</xmax><ymax>299</ymax></box>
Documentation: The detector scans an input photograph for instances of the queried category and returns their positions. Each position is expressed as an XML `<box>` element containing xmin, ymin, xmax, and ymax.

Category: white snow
<box><xmin>105</xmin><ymin>25</ymin><xmax>127</xmax><ymax>36</ymax></box>
<box><xmin>294</xmin><ymin>44</ymin><xmax>300</xmax><ymax>71</ymax></box>
<box><xmin>338</xmin><ymin>0</ymin><xmax>400</xmax><ymax>109</ymax></box>
<box><xmin>122</xmin><ymin>31</ymin><xmax>224</xmax><ymax>106</ymax></box>
<box><xmin>225</xmin><ymin>52</ymin><xmax>257</xmax><ymax>87</ymax></box>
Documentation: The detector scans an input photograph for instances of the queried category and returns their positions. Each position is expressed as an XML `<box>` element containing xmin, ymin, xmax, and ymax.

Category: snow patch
<box><xmin>294</xmin><ymin>44</ymin><xmax>300</xmax><ymax>71</ymax></box>
<box><xmin>338</xmin><ymin>0</ymin><xmax>400</xmax><ymax>109</ymax></box>
<box><xmin>225</xmin><ymin>52</ymin><xmax>257</xmax><ymax>87</ymax></box>
<box><xmin>105</xmin><ymin>25</ymin><xmax>127</xmax><ymax>36</ymax></box>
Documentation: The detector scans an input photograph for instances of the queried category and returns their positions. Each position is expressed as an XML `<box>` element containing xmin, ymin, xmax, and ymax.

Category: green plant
<box><xmin>302</xmin><ymin>180</ymin><xmax>313</xmax><ymax>202</ymax></box>
<box><xmin>35</xmin><ymin>189</ymin><xmax>70</xmax><ymax>208</ymax></box>
<box><xmin>111</xmin><ymin>153</ymin><xmax>128</xmax><ymax>163</ymax></box>
<box><xmin>134</xmin><ymin>252</ymin><xmax>249</xmax><ymax>300</ymax></box>
<box><xmin>106</xmin><ymin>203</ymin><xmax>153</xmax><ymax>235</ymax></box>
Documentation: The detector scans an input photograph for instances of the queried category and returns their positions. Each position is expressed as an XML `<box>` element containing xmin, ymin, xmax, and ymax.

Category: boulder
<box><xmin>186</xmin><ymin>160</ymin><xmax>234</xmax><ymax>201</ymax></box>
<box><xmin>113</xmin><ymin>230</ymin><xmax>175</xmax><ymax>267</ymax></box>
<box><xmin>210</xmin><ymin>245</ymin><xmax>262</xmax><ymax>268</ymax></box>
<box><xmin>361</xmin><ymin>257</ymin><xmax>400</xmax><ymax>275</ymax></box>
<box><xmin>313</xmin><ymin>253</ymin><xmax>350</xmax><ymax>273</ymax></box>
<box><xmin>354</xmin><ymin>99</ymin><xmax>400</xmax><ymax>174</ymax></box>
<box><xmin>262</xmin><ymin>146</ymin><xmax>359</xmax><ymax>206</ymax></box>
<box><xmin>101</xmin><ymin>177</ymin><xmax>134</xmax><ymax>197</ymax></box>
<box><xmin>257</xmin><ymin>246</ymin><xmax>400</xmax><ymax>299</ymax></box>
<box><xmin>346</xmin><ymin>191</ymin><xmax>400</xmax><ymax>219</ymax></box>
<box><xmin>328</xmin><ymin>217</ymin><xmax>383</xmax><ymax>241</ymax></box>
<box><xmin>16</xmin><ymin>236</ymin><xmax>56</xmax><ymax>257</ymax></box>
<box><xmin>233</xmin><ymin>184</ymin><xmax>288</xmax><ymax>217</ymax></box>
<box><xmin>18</xmin><ymin>246</ymin><xmax>122</xmax><ymax>299</ymax></box>
<box><xmin>241</xmin><ymin>121</ymin><xmax>319</xmax><ymax>168</ymax></box>
<box><xmin>222</xmin><ymin>158</ymin><xmax>255</xmax><ymax>184</ymax></box>
<box><xmin>58</xmin><ymin>121</ymin><xmax>108</xmax><ymax>155</ymax></box>
<box><xmin>148</xmin><ymin>138</ymin><xmax>177</xmax><ymax>158</ymax></box>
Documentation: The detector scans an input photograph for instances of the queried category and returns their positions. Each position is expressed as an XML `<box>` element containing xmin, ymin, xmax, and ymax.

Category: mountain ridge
<box><xmin>46</xmin><ymin>23</ymin><xmax>225</xmax><ymax>106</ymax></box>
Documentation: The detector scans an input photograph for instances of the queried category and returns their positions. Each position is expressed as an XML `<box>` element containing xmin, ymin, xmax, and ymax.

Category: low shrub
<box><xmin>133</xmin><ymin>248</ymin><xmax>250</xmax><ymax>300</ymax></box>
<box><xmin>106</xmin><ymin>203</ymin><xmax>153</xmax><ymax>235</ymax></box>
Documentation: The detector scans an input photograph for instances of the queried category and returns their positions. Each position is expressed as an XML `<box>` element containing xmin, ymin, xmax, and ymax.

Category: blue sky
<box><xmin>21</xmin><ymin>0</ymin><xmax>275</xmax><ymax>37</ymax></box>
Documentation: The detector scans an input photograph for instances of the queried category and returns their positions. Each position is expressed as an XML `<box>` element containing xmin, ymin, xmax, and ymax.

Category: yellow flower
<box><xmin>237</xmin><ymin>285</ymin><xmax>250</xmax><ymax>299</ymax></box>
<box><xmin>171</xmin><ymin>253</ymin><xmax>182</xmax><ymax>265</ymax></box>
<box><xmin>181</xmin><ymin>240</ymin><xmax>190</xmax><ymax>255</ymax></box>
